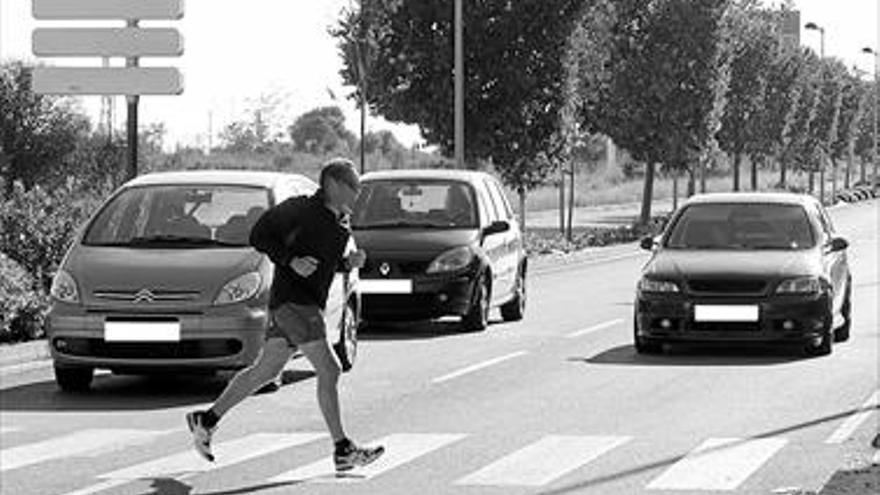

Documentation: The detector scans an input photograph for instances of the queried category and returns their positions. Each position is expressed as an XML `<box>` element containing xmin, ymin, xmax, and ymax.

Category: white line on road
<box><xmin>646</xmin><ymin>437</ymin><xmax>788</xmax><ymax>491</ymax></box>
<box><xmin>456</xmin><ymin>435</ymin><xmax>631</xmax><ymax>487</ymax></box>
<box><xmin>566</xmin><ymin>319</ymin><xmax>623</xmax><ymax>338</ymax></box>
<box><xmin>432</xmin><ymin>351</ymin><xmax>527</xmax><ymax>384</ymax></box>
<box><xmin>825</xmin><ymin>390</ymin><xmax>880</xmax><ymax>444</ymax></box>
<box><xmin>0</xmin><ymin>428</ymin><xmax>175</xmax><ymax>472</ymax></box>
<box><xmin>0</xmin><ymin>427</ymin><xmax>21</xmax><ymax>434</ymax></box>
<box><xmin>270</xmin><ymin>433</ymin><xmax>466</xmax><ymax>484</ymax></box>
<box><xmin>57</xmin><ymin>432</ymin><xmax>326</xmax><ymax>495</ymax></box>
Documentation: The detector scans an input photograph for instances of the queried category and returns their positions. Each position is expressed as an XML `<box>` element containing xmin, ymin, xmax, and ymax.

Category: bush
<box><xmin>0</xmin><ymin>253</ymin><xmax>47</xmax><ymax>342</ymax></box>
<box><xmin>524</xmin><ymin>214</ymin><xmax>669</xmax><ymax>255</ymax></box>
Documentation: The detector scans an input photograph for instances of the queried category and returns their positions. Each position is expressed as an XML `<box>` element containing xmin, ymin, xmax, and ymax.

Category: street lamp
<box><xmin>862</xmin><ymin>47</ymin><xmax>878</xmax><ymax>189</ymax></box>
<box><xmin>454</xmin><ymin>0</ymin><xmax>464</xmax><ymax>169</ymax></box>
<box><xmin>805</xmin><ymin>22</ymin><xmax>826</xmax><ymax>202</ymax></box>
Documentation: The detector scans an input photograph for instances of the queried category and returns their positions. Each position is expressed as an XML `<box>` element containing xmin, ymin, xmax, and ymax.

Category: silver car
<box><xmin>47</xmin><ymin>170</ymin><xmax>360</xmax><ymax>392</ymax></box>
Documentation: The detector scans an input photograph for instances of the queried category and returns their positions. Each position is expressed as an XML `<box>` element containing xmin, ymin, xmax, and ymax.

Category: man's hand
<box><xmin>289</xmin><ymin>256</ymin><xmax>319</xmax><ymax>277</ymax></box>
<box><xmin>346</xmin><ymin>249</ymin><xmax>367</xmax><ymax>269</ymax></box>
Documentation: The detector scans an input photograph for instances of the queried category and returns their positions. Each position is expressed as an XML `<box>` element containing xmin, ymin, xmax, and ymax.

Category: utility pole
<box><xmin>126</xmin><ymin>19</ymin><xmax>140</xmax><ymax>180</ymax></box>
<box><xmin>454</xmin><ymin>0</ymin><xmax>464</xmax><ymax>169</ymax></box>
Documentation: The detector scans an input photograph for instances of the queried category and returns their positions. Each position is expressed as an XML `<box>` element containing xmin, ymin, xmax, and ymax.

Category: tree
<box><xmin>831</xmin><ymin>73</ymin><xmax>868</xmax><ymax>189</ymax></box>
<box><xmin>333</xmin><ymin>0</ymin><xmax>583</xmax><ymax>208</ymax></box>
<box><xmin>594</xmin><ymin>0</ymin><xmax>733</xmax><ymax>224</ymax></box>
<box><xmin>0</xmin><ymin>62</ymin><xmax>90</xmax><ymax>194</ymax></box>
<box><xmin>288</xmin><ymin>106</ymin><xmax>357</xmax><ymax>154</ymax></box>
<box><xmin>779</xmin><ymin>49</ymin><xmax>822</xmax><ymax>189</ymax></box>
<box><xmin>718</xmin><ymin>1</ymin><xmax>777</xmax><ymax>191</ymax></box>
<box><xmin>803</xmin><ymin>58</ymin><xmax>847</xmax><ymax>197</ymax></box>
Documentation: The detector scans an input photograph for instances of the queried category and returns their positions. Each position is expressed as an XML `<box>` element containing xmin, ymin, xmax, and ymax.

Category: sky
<box><xmin>0</xmin><ymin>0</ymin><xmax>878</xmax><ymax>152</ymax></box>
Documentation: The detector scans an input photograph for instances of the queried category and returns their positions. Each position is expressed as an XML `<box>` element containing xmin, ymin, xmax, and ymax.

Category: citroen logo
<box><xmin>379</xmin><ymin>262</ymin><xmax>391</xmax><ymax>277</ymax></box>
<box><xmin>132</xmin><ymin>289</ymin><xmax>155</xmax><ymax>304</ymax></box>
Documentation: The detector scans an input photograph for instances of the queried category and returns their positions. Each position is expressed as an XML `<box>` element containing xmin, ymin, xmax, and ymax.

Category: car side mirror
<box><xmin>826</xmin><ymin>237</ymin><xmax>848</xmax><ymax>252</ymax></box>
<box><xmin>639</xmin><ymin>236</ymin><xmax>656</xmax><ymax>251</ymax></box>
<box><xmin>483</xmin><ymin>220</ymin><xmax>510</xmax><ymax>237</ymax></box>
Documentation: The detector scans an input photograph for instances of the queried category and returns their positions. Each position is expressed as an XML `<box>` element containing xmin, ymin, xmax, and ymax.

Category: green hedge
<box><xmin>0</xmin><ymin>253</ymin><xmax>47</xmax><ymax>343</ymax></box>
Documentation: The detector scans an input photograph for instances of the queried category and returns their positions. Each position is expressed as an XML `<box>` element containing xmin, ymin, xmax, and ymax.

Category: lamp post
<box><xmin>454</xmin><ymin>0</ymin><xmax>464</xmax><ymax>169</ymax></box>
<box><xmin>862</xmin><ymin>47</ymin><xmax>878</xmax><ymax>189</ymax></box>
<box><xmin>805</xmin><ymin>22</ymin><xmax>825</xmax><ymax>203</ymax></box>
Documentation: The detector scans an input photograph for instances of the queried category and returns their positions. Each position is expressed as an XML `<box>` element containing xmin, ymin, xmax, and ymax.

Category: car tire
<box><xmin>55</xmin><ymin>365</ymin><xmax>93</xmax><ymax>392</ymax></box>
<box><xmin>463</xmin><ymin>275</ymin><xmax>490</xmax><ymax>331</ymax></box>
<box><xmin>834</xmin><ymin>280</ymin><xmax>851</xmax><ymax>343</ymax></box>
<box><xmin>333</xmin><ymin>300</ymin><xmax>358</xmax><ymax>372</ymax></box>
<box><xmin>500</xmin><ymin>266</ymin><xmax>526</xmax><ymax>322</ymax></box>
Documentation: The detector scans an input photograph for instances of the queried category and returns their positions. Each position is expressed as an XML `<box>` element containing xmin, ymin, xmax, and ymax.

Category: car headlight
<box><xmin>638</xmin><ymin>278</ymin><xmax>680</xmax><ymax>293</ymax></box>
<box><xmin>214</xmin><ymin>272</ymin><xmax>262</xmax><ymax>305</ymax></box>
<box><xmin>775</xmin><ymin>276</ymin><xmax>822</xmax><ymax>294</ymax></box>
<box><xmin>427</xmin><ymin>246</ymin><xmax>475</xmax><ymax>274</ymax></box>
<box><xmin>50</xmin><ymin>270</ymin><xmax>80</xmax><ymax>303</ymax></box>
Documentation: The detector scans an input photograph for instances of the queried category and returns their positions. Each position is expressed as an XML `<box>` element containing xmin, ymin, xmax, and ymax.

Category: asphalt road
<box><xmin>0</xmin><ymin>200</ymin><xmax>877</xmax><ymax>495</ymax></box>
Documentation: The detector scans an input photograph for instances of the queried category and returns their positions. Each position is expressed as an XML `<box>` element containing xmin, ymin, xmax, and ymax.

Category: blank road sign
<box><xmin>33</xmin><ymin>67</ymin><xmax>183</xmax><ymax>95</ymax></box>
<box><xmin>33</xmin><ymin>28</ymin><xmax>183</xmax><ymax>57</ymax></box>
<box><xmin>33</xmin><ymin>0</ymin><xmax>184</xmax><ymax>20</ymax></box>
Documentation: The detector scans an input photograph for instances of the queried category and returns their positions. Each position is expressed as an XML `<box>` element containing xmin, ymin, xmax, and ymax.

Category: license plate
<box><xmin>104</xmin><ymin>322</ymin><xmax>181</xmax><ymax>342</ymax></box>
<box><xmin>694</xmin><ymin>305</ymin><xmax>759</xmax><ymax>322</ymax></box>
<box><xmin>358</xmin><ymin>279</ymin><xmax>412</xmax><ymax>294</ymax></box>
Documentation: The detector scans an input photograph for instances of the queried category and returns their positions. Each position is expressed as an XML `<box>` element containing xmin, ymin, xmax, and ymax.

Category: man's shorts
<box><xmin>265</xmin><ymin>302</ymin><xmax>326</xmax><ymax>347</ymax></box>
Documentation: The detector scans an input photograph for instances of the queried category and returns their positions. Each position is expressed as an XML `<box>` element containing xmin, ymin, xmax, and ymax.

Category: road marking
<box><xmin>646</xmin><ymin>437</ymin><xmax>787</xmax><ymax>491</ymax></box>
<box><xmin>58</xmin><ymin>432</ymin><xmax>325</xmax><ymax>495</ymax></box>
<box><xmin>0</xmin><ymin>427</ymin><xmax>22</xmax><ymax>434</ymax></box>
<box><xmin>432</xmin><ymin>351</ymin><xmax>527</xmax><ymax>384</ymax></box>
<box><xmin>566</xmin><ymin>319</ymin><xmax>623</xmax><ymax>338</ymax></box>
<box><xmin>0</xmin><ymin>428</ymin><xmax>174</xmax><ymax>472</ymax></box>
<box><xmin>269</xmin><ymin>433</ymin><xmax>465</xmax><ymax>484</ymax></box>
<box><xmin>825</xmin><ymin>390</ymin><xmax>879</xmax><ymax>444</ymax></box>
<box><xmin>456</xmin><ymin>435</ymin><xmax>631</xmax><ymax>487</ymax></box>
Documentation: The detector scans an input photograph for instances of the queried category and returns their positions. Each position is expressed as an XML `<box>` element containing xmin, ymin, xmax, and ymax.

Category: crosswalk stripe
<box><xmin>646</xmin><ymin>437</ymin><xmax>787</xmax><ymax>491</ymax></box>
<box><xmin>269</xmin><ymin>433</ymin><xmax>466</xmax><ymax>484</ymax></box>
<box><xmin>0</xmin><ymin>428</ymin><xmax>174</xmax><ymax>472</ymax></box>
<box><xmin>825</xmin><ymin>390</ymin><xmax>879</xmax><ymax>444</ymax></box>
<box><xmin>432</xmin><ymin>352</ymin><xmax>527</xmax><ymax>384</ymax></box>
<box><xmin>56</xmin><ymin>432</ymin><xmax>325</xmax><ymax>495</ymax></box>
<box><xmin>455</xmin><ymin>435</ymin><xmax>631</xmax><ymax>487</ymax></box>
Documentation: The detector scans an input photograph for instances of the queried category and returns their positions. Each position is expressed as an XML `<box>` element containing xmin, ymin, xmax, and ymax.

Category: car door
<box><xmin>480</xmin><ymin>178</ymin><xmax>516</xmax><ymax>303</ymax></box>
<box><xmin>814</xmin><ymin>203</ymin><xmax>848</xmax><ymax>315</ymax></box>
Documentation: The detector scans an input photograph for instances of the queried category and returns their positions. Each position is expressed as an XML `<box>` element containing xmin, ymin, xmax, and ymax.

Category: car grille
<box><xmin>93</xmin><ymin>289</ymin><xmax>201</xmax><ymax>302</ymax></box>
<box><xmin>686</xmin><ymin>279</ymin><xmax>768</xmax><ymax>296</ymax></box>
<box><xmin>362</xmin><ymin>260</ymin><xmax>431</xmax><ymax>277</ymax></box>
<box><xmin>55</xmin><ymin>337</ymin><xmax>242</xmax><ymax>359</ymax></box>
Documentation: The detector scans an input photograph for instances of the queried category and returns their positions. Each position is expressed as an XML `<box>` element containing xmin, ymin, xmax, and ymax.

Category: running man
<box><xmin>186</xmin><ymin>158</ymin><xmax>384</xmax><ymax>471</ymax></box>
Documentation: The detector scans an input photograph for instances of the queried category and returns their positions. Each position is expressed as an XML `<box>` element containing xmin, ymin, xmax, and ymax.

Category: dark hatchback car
<box><xmin>634</xmin><ymin>193</ymin><xmax>851</xmax><ymax>356</ymax></box>
<box><xmin>351</xmin><ymin>169</ymin><xmax>527</xmax><ymax>331</ymax></box>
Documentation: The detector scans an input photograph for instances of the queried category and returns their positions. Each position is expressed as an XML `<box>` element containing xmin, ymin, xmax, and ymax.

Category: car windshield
<box><xmin>352</xmin><ymin>180</ymin><xmax>478</xmax><ymax>229</ymax></box>
<box><xmin>665</xmin><ymin>203</ymin><xmax>815</xmax><ymax>250</ymax></box>
<box><xmin>83</xmin><ymin>185</ymin><xmax>270</xmax><ymax>248</ymax></box>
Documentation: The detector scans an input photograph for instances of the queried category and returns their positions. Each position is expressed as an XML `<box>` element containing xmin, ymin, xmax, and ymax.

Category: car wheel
<box><xmin>55</xmin><ymin>365</ymin><xmax>93</xmax><ymax>392</ymax></box>
<box><xmin>834</xmin><ymin>280</ymin><xmax>851</xmax><ymax>343</ymax></box>
<box><xmin>333</xmin><ymin>300</ymin><xmax>358</xmax><ymax>372</ymax></box>
<box><xmin>633</xmin><ymin>319</ymin><xmax>662</xmax><ymax>354</ymax></box>
<box><xmin>463</xmin><ymin>275</ymin><xmax>490</xmax><ymax>331</ymax></box>
<box><xmin>500</xmin><ymin>267</ymin><xmax>526</xmax><ymax>322</ymax></box>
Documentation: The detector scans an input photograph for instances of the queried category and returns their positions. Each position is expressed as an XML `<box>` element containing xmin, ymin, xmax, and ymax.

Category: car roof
<box><xmin>682</xmin><ymin>192</ymin><xmax>819</xmax><ymax>207</ymax></box>
<box><xmin>122</xmin><ymin>170</ymin><xmax>311</xmax><ymax>189</ymax></box>
<box><xmin>361</xmin><ymin>168</ymin><xmax>496</xmax><ymax>184</ymax></box>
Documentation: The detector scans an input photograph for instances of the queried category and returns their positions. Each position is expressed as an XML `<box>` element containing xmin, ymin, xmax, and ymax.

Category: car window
<box><xmin>352</xmin><ymin>179</ymin><xmax>478</xmax><ymax>229</ymax></box>
<box><xmin>814</xmin><ymin>204</ymin><xmax>834</xmax><ymax>239</ymax></box>
<box><xmin>83</xmin><ymin>185</ymin><xmax>271</xmax><ymax>247</ymax></box>
<box><xmin>493</xmin><ymin>180</ymin><xmax>515</xmax><ymax>219</ymax></box>
<box><xmin>483</xmin><ymin>178</ymin><xmax>506</xmax><ymax>221</ymax></box>
<box><xmin>665</xmin><ymin>203</ymin><xmax>815</xmax><ymax>250</ymax></box>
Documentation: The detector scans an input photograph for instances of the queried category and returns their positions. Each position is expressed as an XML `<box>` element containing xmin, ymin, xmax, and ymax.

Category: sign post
<box><xmin>31</xmin><ymin>0</ymin><xmax>184</xmax><ymax>180</ymax></box>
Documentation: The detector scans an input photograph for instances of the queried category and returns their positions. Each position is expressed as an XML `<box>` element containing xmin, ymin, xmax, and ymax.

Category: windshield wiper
<box><xmin>127</xmin><ymin>235</ymin><xmax>241</xmax><ymax>247</ymax></box>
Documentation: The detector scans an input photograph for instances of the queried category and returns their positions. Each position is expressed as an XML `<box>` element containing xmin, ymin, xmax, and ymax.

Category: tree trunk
<box><xmin>831</xmin><ymin>157</ymin><xmax>838</xmax><ymax>204</ymax></box>
<box><xmin>845</xmin><ymin>144</ymin><xmax>853</xmax><ymax>189</ymax></box>
<box><xmin>687</xmin><ymin>167</ymin><xmax>696</xmax><ymax>197</ymax></box>
<box><xmin>672</xmin><ymin>171</ymin><xmax>679</xmax><ymax>211</ymax></box>
<box><xmin>779</xmin><ymin>156</ymin><xmax>787</xmax><ymax>189</ymax></box>
<box><xmin>518</xmin><ymin>188</ymin><xmax>527</xmax><ymax>232</ymax></box>
<box><xmin>733</xmin><ymin>152</ymin><xmax>742</xmax><ymax>192</ymax></box>
<box><xmin>699</xmin><ymin>154</ymin><xmax>707</xmax><ymax>193</ymax></box>
<box><xmin>640</xmin><ymin>162</ymin><xmax>655</xmax><ymax>226</ymax></box>
<box><xmin>750</xmin><ymin>155</ymin><xmax>759</xmax><ymax>191</ymax></box>
<box><xmin>558</xmin><ymin>172</ymin><xmax>565</xmax><ymax>234</ymax></box>
<box><xmin>566</xmin><ymin>160</ymin><xmax>575</xmax><ymax>242</ymax></box>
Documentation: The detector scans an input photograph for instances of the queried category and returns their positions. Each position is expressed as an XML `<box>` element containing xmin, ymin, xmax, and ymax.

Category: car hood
<box><xmin>644</xmin><ymin>249</ymin><xmax>820</xmax><ymax>280</ymax></box>
<box><xmin>65</xmin><ymin>246</ymin><xmax>264</xmax><ymax>307</ymax></box>
<box><xmin>352</xmin><ymin>228</ymin><xmax>480</xmax><ymax>258</ymax></box>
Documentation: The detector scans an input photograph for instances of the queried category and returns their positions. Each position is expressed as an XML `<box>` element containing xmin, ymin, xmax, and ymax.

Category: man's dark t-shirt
<box><xmin>249</xmin><ymin>190</ymin><xmax>350</xmax><ymax>310</ymax></box>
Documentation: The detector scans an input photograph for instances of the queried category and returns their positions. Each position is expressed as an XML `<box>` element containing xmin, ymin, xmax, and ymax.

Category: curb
<box><xmin>0</xmin><ymin>339</ymin><xmax>51</xmax><ymax>369</ymax></box>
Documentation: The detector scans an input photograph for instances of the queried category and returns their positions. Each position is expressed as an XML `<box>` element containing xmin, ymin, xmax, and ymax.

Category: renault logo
<box><xmin>132</xmin><ymin>289</ymin><xmax>155</xmax><ymax>304</ymax></box>
<box><xmin>379</xmin><ymin>262</ymin><xmax>391</xmax><ymax>277</ymax></box>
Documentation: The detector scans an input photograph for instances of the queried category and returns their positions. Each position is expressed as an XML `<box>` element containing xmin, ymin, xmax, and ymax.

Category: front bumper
<box><xmin>361</xmin><ymin>272</ymin><xmax>477</xmax><ymax>321</ymax></box>
<box><xmin>635</xmin><ymin>292</ymin><xmax>832</xmax><ymax>345</ymax></box>
<box><xmin>46</xmin><ymin>302</ymin><xmax>268</xmax><ymax>372</ymax></box>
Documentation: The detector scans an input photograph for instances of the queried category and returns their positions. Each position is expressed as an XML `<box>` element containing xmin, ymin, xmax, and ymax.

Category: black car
<box><xmin>634</xmin><ymin>193</ymin><xmax>851</xmax><ymax>356</ymax></box>
<box><xmin>351</xmin><ymin>169</ymin><xmax>527</xmax><ymax>331</ymax></box>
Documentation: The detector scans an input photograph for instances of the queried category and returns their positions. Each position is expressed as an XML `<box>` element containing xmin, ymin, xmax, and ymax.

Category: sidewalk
<box><xmin>0</xmin><ymin>339</ymin><xmax>51</xmax><ymax>368</ymax></box>
<box><xmin>525</xmin><ymin>199</ymin><xmax>674</xmax><ymax>229</ymax></box>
